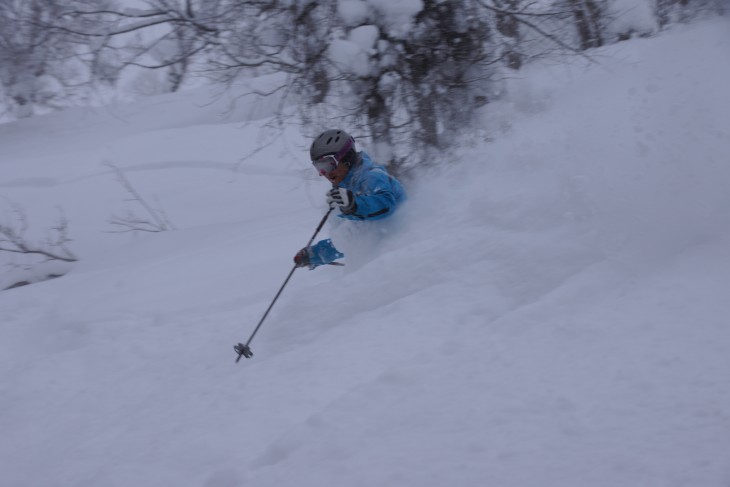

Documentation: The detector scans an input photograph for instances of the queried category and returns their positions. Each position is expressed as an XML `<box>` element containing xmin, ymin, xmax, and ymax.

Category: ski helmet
<box><xmin>310</xmin><ymin>129</ymin><xmax>356</xmax><ymax>166</ymax></box>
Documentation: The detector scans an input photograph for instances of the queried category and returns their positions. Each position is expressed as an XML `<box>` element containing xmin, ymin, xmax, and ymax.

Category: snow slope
<box><xmin>1</xmin><ymin>18</ymin><xmax>730</xmax><ymax>487</ymax></box>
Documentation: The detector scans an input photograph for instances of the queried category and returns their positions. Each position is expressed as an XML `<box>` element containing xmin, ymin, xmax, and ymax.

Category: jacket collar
<box><xmin>341</xmin><ymin>151</ymin><xmax>369</xmax><ymax>187</ymax></box>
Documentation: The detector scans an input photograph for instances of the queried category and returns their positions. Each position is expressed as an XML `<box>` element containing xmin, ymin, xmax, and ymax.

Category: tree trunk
<box><xmin>568</xmin><ymin>0</ymin><xmax>604</xmax><ymax>50</ymax></box>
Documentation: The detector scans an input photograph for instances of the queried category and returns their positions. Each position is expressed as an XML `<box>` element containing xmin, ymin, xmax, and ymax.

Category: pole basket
<box><xmin>234</xmin><ymin>343</ymin><xmax>253</xmax><ymax>362</ymax></box>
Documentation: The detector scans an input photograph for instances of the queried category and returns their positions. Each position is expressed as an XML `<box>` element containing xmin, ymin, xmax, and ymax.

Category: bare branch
<box><xmin>105</xmin><ymin>162</ymin><xmax>176</xmax><ymax>233</ymax></box>
<box><xmin>477</xmin><ymin>0</ymin><xmax>598</xmax><ymax>63</ymax></box>
<box><xmin>0</xmin><ymin>204</ymin><xmax>78</xmax><ymax>263</ymax></box>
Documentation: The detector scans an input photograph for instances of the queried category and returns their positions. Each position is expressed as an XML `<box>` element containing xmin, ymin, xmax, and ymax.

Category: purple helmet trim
<box><xmin>334</xmin><ymin>136</ymin><xmax>354</xmax><ymax>163</ymax></box>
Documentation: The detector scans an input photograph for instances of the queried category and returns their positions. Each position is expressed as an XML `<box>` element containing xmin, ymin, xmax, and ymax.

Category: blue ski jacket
<box><xmin>307</xmin><ymin>151</ymin><xmax>405</xmax><ymax>268</ymax></box>
<box><xmin>335</xmin><ymin>151</ymin><xmax>406</xmax><ymax>221</ymax></box>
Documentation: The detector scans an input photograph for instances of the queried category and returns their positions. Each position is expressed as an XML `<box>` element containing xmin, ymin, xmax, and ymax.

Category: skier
<box><xmin>294</xmin><ymin>128</ymin><xmax>406</xmax><ymax>269</ymax></box>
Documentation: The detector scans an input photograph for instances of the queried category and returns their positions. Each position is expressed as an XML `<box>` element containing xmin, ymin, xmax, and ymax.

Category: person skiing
<box><xmin>294</xmin><ymin>128</ymin><xmax>406</xmax><ymax>269</ymax></box>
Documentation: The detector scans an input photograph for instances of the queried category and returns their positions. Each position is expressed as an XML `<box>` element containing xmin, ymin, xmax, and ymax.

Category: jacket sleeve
<box><xmin>340</xmin><ymin>170</ymin><xmax>403</xmax><ymax>221</ymax></box>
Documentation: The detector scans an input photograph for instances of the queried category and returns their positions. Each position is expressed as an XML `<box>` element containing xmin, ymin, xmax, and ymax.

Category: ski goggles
<box><xmin>312</xmin><ymin>154</ymin><xmax>339</xmax><ymax>176</ymax></box>
<box><xmin>311</xmin><ymin>137</ymin><xmax>354</xmax><ymax>176</ymax></box>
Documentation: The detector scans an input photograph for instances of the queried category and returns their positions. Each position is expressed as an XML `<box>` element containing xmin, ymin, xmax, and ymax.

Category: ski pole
<box><xmin>234</xmin><ymin>206</ymin><xmax>335</xmax><ymax>362</ymax></box>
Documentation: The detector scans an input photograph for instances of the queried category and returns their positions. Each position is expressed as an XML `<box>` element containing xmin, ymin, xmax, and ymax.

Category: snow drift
<box><xmin>1</xmin><ymin>17</ymin><xmax>729</xmax><ymax>487</ymax></box>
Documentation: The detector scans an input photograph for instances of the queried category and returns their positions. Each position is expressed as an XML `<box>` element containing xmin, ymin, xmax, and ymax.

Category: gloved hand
<box><xmin>327</xmin><ymin>188</ymin><xmax>356</xmax><ymax>214</ymax></box>
<box><xmin>294</xmin><ymin>248</ymin><xmax>311</xmax><ymax>268</ymax></box>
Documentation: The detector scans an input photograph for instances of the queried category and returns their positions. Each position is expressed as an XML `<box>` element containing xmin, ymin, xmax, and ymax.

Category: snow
<box><xmin>337</xmin><ymin>0</ymin><xmax>425</xmax><ymax>31</ymax></box>
<box><xmin>607</xmin><ymin>0</ymin><xmax>659</xmax><ymax>38</ymax></box>
<box><xmin>337</xmin><ymin>0</ymin><xmax>370</xmax><ymax>26</ymax></box>
<box><xmin>328</xmin><ymin>38</ymin><xmax>375</xmax><ymax>77</ymax></box>
<box><xmin>348</xmin><ymin>24</ymin><xmax>380</xmax><ymax>51</ymax></box>
<box><xmin>2</xmin><ymin>17</ymin><xmax>730</xmax><ymax>487</ymax></box>
<box><xmin>327</xmin><ymin>25</ymin><xmax>380</xmax><ymax>77</ymax></box>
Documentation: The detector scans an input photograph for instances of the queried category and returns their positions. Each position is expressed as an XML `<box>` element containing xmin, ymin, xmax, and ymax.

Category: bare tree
<box><xmin>51</xmin><ymin>0</ymin><xmax>227</xmax><ymax>92</ymax></box>
<box><xmin>105</xmin><ymin>163</ymin><xmax>176</xmax><ymax>233</ymax></box>
<box><xmin>0</xmin><ymin>203</ymin><xmax>77</xmax><ymax>263</ymax></box>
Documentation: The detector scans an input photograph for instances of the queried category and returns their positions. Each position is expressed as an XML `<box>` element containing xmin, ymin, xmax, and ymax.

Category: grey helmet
<box><xmin>310</xmin><ymin>129</ymin><xmax>357</xmax><ymax>166</ymax></box>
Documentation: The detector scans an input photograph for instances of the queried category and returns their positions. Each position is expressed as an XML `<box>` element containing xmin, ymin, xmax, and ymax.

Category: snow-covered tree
<box><xmin>2</xmin><ymin>0</ymin><xmax>725</xmax><ymax>167</ymax></box>
<box><xmin>0</xmin><ymin>1</ymin><xmax>85</xmax><ymax>117</ymax></box>
<box><xmin>300</xmin><ymin>0</ymin><xmax>496</xmax><ymax>168</ymax></box>
<box><xmin>656</xmin><ymin>0</ymin><xmax>727</xmax><ymax>26</ymax></box>
<box><xmin>565</xmin><ymin>0</ymin><xmax>606</xmax><ymax>50</ymax></box>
